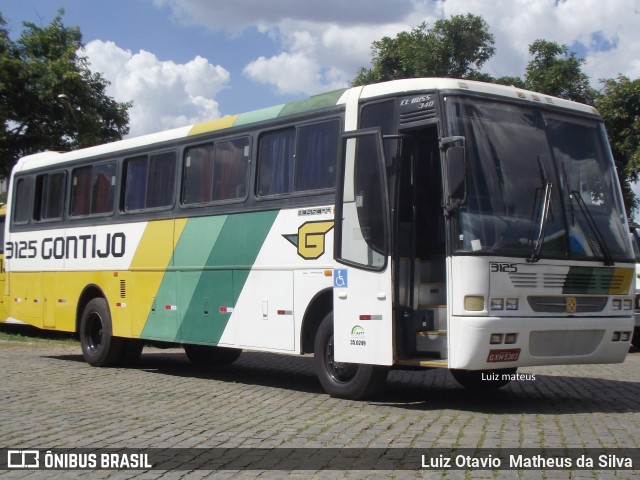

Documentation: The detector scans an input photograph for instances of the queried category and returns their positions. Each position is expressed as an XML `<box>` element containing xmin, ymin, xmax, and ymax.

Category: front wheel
<box><xmin>451</xmin><ymin>368</ymin><xmax>517</xmax><ymax>390</ymax></box>
<box><xmin>314</xmin><ymin>313</ymin><xmax>388</xmax><ymax>400</ymax></box>
<box><xmin>79</xmin><ymin>298</ymin><xmax>123</xmax><ymax>367</ymax></box>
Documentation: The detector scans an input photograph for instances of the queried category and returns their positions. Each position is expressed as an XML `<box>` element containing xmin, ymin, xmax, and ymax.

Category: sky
<box><xmin>2</xmin><ymin>0</ymin><xmax>640</xmax><ymax>139</ymax></box>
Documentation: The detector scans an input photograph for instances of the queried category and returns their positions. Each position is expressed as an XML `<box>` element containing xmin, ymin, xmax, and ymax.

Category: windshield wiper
<box><xmin>528</xmin><ymin>182</ymin><xmax>553</xmax><ymax>263</ymax></box>
<box><xmin>570</xmin><ymin>190</ymin><xmax>614</xmax><ymax>266</ymax></box>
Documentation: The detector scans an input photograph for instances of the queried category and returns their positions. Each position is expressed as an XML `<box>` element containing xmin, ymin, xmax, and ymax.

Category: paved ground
<box><xmin>0</xmin><ymin>327</ymin><xmax>638</xmax><ymax>479</ymax></box>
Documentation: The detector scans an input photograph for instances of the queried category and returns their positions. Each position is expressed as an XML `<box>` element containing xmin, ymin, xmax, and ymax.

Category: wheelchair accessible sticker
<box><xmin>334</xmin><ymin>269</ymin><xmax>348</xmax><ymax>288</ymax></box>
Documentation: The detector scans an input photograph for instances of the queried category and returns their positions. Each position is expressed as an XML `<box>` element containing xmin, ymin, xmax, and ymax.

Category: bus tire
<box><xmin>314</xmin><ymin>313</ymin><xmax>388</xmax><ymax>400</ymax></box>
<box><xmin>117</xmin><ymin>340</ymin><xmax>144</xmax><ymax>367</ymax></box>
<box><xmin>450</xmin><ymin>368</ymin><xmax>516</xmax><ymax>390</ymax></box>
<box><xmin>184</xmin><ymin>344</ymin><xmax>242</xmax><ymax>366</ymax></box>
<box><xmin>79</xmin><ymin>298</ymin><xmax>124</xmax><ymax>367</ymax></box>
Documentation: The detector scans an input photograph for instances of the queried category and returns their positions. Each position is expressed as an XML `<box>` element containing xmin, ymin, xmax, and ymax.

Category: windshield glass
<box><xmin>443</xmin><ymin>96</ymin><xmax>633</xmax><ymax>262</ymax></box>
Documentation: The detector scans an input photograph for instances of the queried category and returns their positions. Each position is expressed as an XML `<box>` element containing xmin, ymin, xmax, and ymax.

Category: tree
<box><xmin>0</xmin><ymin>10</ymin><xmax>130</xmax><ymax>177</ymax></box>
<box><xmin>353</xmin><ymin>14</ymin><xmax>495</xmax><ymax>86</ymax></box>
<box><xmin>596</xmin><ymin>75</ymin><xmax>640</xmax><ymax>217</ymax></box>
<box><xmin>524</xmin><ymin>39</ymin><xmax>597</xmax><ymax>105</ymax></box>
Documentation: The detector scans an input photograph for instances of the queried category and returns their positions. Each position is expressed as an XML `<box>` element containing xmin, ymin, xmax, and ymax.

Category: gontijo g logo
<box><xmin>283</xmin><ymin>220</ymin><xmax>334</xmax><ymax>260</ymax></box>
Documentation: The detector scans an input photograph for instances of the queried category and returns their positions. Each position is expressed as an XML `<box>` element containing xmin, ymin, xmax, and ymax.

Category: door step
<box><xmin>416</xmin><ymin>329</ymin><xmax>448</xmax><ymax>358</ymax></box>
<box><xmin>396</xmin><ymin>358</ymin><xmax>448</xmax><ymax>368</ymax></box>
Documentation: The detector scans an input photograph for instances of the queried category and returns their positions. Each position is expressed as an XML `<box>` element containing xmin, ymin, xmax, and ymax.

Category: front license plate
<box><xmin>487</xmin><ymin>348</ymin><xmax>521</xmax><ymax>363</ymax></box>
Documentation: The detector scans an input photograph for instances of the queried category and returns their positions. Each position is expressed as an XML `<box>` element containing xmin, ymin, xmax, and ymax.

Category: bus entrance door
<box><xmin>333</xmin><ymin>129</ymin><xmax>393</xmax><ymax>366</ymax></box>
<box><xmin>396</xmin><ymin>128</ymin><xmax>448</xmax><ymax>360</ymax></box>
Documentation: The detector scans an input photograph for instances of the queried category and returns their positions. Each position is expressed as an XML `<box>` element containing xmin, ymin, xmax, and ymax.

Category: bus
<box><xmin>4</xmin><ymin>78</ymin><xmax>636</xmax><ymax>399</ymax></box>
<box><xmin>0</xmin><ymin>204</ymin><xmax>7</xmax><ymax>322</ymax></box>
<box><xmin>629</xmin><ymin>223</ymin><xmax>640</xmax><ymax>348</ymax></box>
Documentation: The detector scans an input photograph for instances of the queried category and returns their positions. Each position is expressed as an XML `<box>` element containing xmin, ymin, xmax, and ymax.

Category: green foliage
<box><xmin>524</xmin><ymin>40</ymin><xmax>597</xmax><ymax>105</ymax></box>
<box><xmin>597</xmin><ymin>76</ymin><xmax>640</xmax><ymax>175</ymax></box>
<box><xmin>353</xmin><ymin>14</ymin><xmax>495</xmax><ymax>86</ymax></box>
<box><xmin>353</xmin><ymin>17</ymin><xmax>639</xmax><ymax>216</ymax></box>
<box><xmin>596</xmin><ymin>76</ymin><xmax>640</xmax><ymax>217</ymax></box>
<box><xmin>0</xmin><ymin>10</ymin><xmax>130</xmax><ymax>177</ymax></box>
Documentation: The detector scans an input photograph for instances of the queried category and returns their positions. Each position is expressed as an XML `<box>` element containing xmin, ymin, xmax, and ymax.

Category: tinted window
<box><xmin>257</xmin><ymin>128</ymin><xmax>296</xmax><ymax>196</ymax></box>
<box><xmin>295</xmin><ymin>121</ymin><xmax>339</xmax><ymax>191</ymax></box>
<box><xmin>71</xmin><ymin>162</ymin><xmax>116</xmax><ymax>217</ymax></box>
<box><xmin>257</xmin><ymin>120</ymin><xmax>340</xmax><ymax>197</ymax></box>
<box><xmin>183</xmin><ymin>137</ymin><xmax>249</xmax><ymax>204</ymax></box>
<box><xmin>35</xmin><ymin>171</ymin><xmax>66</xmax><ymax>221</ymax></box>
<box><xmin>124</xmin><ymin>151</ymin><xmax>176</xmax><ymax>211</ymax></box>
<box><xmin>12</xmin><ymin>177</ymin><xmax>33</xmax><ymax>224</ymax></box>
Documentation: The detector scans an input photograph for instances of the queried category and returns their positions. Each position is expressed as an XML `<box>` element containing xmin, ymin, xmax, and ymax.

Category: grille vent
<box><xmin>399</xmin><ymin>109</ymin><xmax>437</xmax><ymax>127</ymax></box>
<box><xmin>527</xmin><ymin>296</ymin><xmax>607</xmax><ymax>313</ymax></box>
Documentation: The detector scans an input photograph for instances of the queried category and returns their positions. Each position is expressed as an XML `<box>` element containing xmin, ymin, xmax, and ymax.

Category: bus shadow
<box><xmin>48</xmin><ymin>348</ymin><xmax>640</xmax><ymax>415</ymax></box>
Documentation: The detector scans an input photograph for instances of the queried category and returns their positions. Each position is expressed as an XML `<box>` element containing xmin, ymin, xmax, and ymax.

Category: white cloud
<box><xmin>442</xmin><ymin>0</ymin><xmax>640</xmax><ymax>85</ymax></box>
<box><xmin>84</xmin><ymin>40</ymin><xmax>230</xmax><ymax>137</ymax></box>
<box><xmin>152</xmin><ymin>0</ymin><xmax>417</xmax><ymax>31</ymax></box>
<box><xmin>244</xmin><ymin>52</ymin><xmax>322</xmax><ymax>95</ymax></box>
<box><xmin>156</xmin><ymin>0</ymin><xmax>640</xmax><ymax>97</ymax></box>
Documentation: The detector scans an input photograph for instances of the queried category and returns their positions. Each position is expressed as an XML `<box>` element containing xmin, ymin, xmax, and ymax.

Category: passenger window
<box><xmin>70</xmin><ymin>162</ymin><xmax>117</xmax><ymax>217</ymax></box>
<box><xmin>12</xmin><ymin>177</ymin><xmax>33</xmax><ymax>225</ymax></box>
<box><xmin>295</xmin><ymin>120</ymin><xmax>339</xmax><ymax>191</ymax></box>
<box><xmin>213</xmin><ymin>138</ymin><xmax>249</xmax><ymax>200</ymax></box>
<box><xmin>257</xmin><ymin>128</ymin><xmax>295</xmax><ymax>196</ymax></box>
<box><xmin>35</xmin><ymin>171</ymin><xmax>66</xmax><ymax>221</ymax></box>
<box><xmin>257</xmin><ymin>120</ymin><xmax>340</xmax><ymax>197</ymax></box>
<box><xmin>182</xmin><ymin>138</ymin><xmax>249</xmax><ymax>205</ymax></box>
<box><xmin>124</xmin><ymin>151</ymin><xmax>176</xmax><ymax>211</ymax></box>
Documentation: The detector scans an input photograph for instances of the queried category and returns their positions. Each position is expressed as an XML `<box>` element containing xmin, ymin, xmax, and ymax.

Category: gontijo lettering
<box><xmin>5</xmin><ymin>233</ymin><xmax>126</xmax><ymax>260</ymax></box>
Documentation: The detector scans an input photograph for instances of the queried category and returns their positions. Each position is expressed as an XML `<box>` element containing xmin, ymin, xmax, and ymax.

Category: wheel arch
<box><xmin>75</xmin><ymin>284</ymin><xmax>107</xmax><ymax>334</ymax></box>
<box><xmin>300</xmin><ymin>287</ymin><xmax>333</xmax><ymax>354</ymax></box>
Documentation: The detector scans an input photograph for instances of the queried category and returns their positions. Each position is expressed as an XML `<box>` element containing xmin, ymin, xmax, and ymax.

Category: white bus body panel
<box><xmin>448</xmin><ymin>256</ymin><xmax>634</xmax><ymax>370</ymax></box>
<box><xmin>333</xmin><ymin>263</ymin><xmax>394</xmax><ymax>365</ymax></box>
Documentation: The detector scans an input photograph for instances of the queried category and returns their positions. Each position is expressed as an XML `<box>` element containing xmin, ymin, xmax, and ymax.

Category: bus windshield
<box><xmin>443</xmin><ymin>96</ymin><xmax>633</xmax><ymax>262</ymax></box>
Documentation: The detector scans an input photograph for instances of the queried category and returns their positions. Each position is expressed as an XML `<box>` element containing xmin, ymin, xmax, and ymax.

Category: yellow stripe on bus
<box><xmin>130</xmin><ymin>219</ymin><xmax>187</xmax><ymax>337</ymax></box>
<box><xmin>188</xmin><ymin>115</ymin><xmax>239</xmax><ymax>136</ymax></box>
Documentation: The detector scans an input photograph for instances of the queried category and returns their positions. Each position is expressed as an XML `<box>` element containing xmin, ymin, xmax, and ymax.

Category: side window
<box><xmin>257</xmin><ymin>119</ymin><xmax>340</xmax><ymax>197</ymax></box>
<box><xmin>70</xmin><ymin>162</ymin><xmax>117</xmax><ymax>217</ymax></box>
<box><xmin>182</xmin><ymin>137</ymin><xmax>249</xmax><ymax>205</ymax></box>
<box><xmin>147</xmin><ymin>152</ymin><xmax>176</xmax><ymax>208</ymax></box>
<box><xmin>214</xmin><ymin>138</ymin><xmax>249</xmax><ymax>200</ymax></box>
<box><xmin>336</xmin><ymin>130</ymin><xmax>389</xmax><ymax>270</ymax></box>
<box><xmin>183</xmin><ymin>144</ymin><xmax>213</xmax><ymax>204</ymax></box>
<box><xmin>295</xmin><ymin>120</ymin><xmax>339</xmax><ymax>191</ymax></box>
<box><xmin>0</xmin><ymin>214</ymin><xmax>4</xmax><ymax>254</ymax></box>
<box><xmin>257</xmin><ymin>128</ymin><xmax>295</xmax><ymax>196</ymax></box>
<box><xmin>124</xmin><ymin>151</ymin><xmax>176</xmax><ymax>211</ymax></box>
<box><xmin>12</xmin><ymin>177</ymin><xmax>33</xmax><ymax>225</ymax></box>
<box><xmin>35</xmin><ymin>171</ymin><xmax>66</xmax><ymax>221</ymax></box>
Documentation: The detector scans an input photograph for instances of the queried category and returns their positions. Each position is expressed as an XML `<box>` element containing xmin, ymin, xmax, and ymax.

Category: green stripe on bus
<box><xmin>563</xmin><ymin>266</ymin><xmax>614</xmax><ymax>294</ymax></box>
<box><xmin>140</xmin><ymin>210</ymin><xmax>279</xmax><ymax>343</ymax></box>
<box><xmin>278</xmin><ymin>89</ymin><xmax>346</xmax><ymax>117</ymax></box>
<box><xmin>234</xmin><ymin>105</ymin><xmax>285</xmax><ymax>126</ymax></box>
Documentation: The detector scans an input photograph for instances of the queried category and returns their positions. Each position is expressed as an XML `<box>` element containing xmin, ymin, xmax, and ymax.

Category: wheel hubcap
<box><xmin>85</xmin><ymin>313</ymin><xmax>103</xmax><ymax>353</ymax></box>
<box><xmin>325</xmin><ymin>335</ymin><xmax>357</xmax><ymax>383</ymax></box>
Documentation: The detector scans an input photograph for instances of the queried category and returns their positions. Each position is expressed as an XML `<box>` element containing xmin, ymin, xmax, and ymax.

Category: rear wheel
<box><xmin>451</xmin><ymin>368</ymin><xmax>517</xmax><ymax>390</ymax></box>
<box><xmin>184</xmin><ymin>344</ymin><xmax>242</xmax><ymax>366</ymax></box>
<box><xmin>632</xmin><ymin>327</ymin><xmax>640</xmax><ymax>349</ymax></box>
<box><xmin>314</xmin><ymin>313</ymin><xmax>388</xmax><ymax>399</ymax></box>
<box><xmin>79</xmin><ymin>298</ymin><xmax>123</xmax><ymax>367</ymax></box>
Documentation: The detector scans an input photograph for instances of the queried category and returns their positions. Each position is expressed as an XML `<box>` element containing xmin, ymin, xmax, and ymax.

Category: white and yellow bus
<box><xmin>4</xmin><ymin>78</ymin><xmax>636</xmax><ymax>399</ymax></box>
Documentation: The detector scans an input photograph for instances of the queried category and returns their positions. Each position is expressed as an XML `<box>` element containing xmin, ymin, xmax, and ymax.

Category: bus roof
<box><xmin>13</xmin><ymin>78</ymin><xmax>598</xmax><ymax>173</ymax></box>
